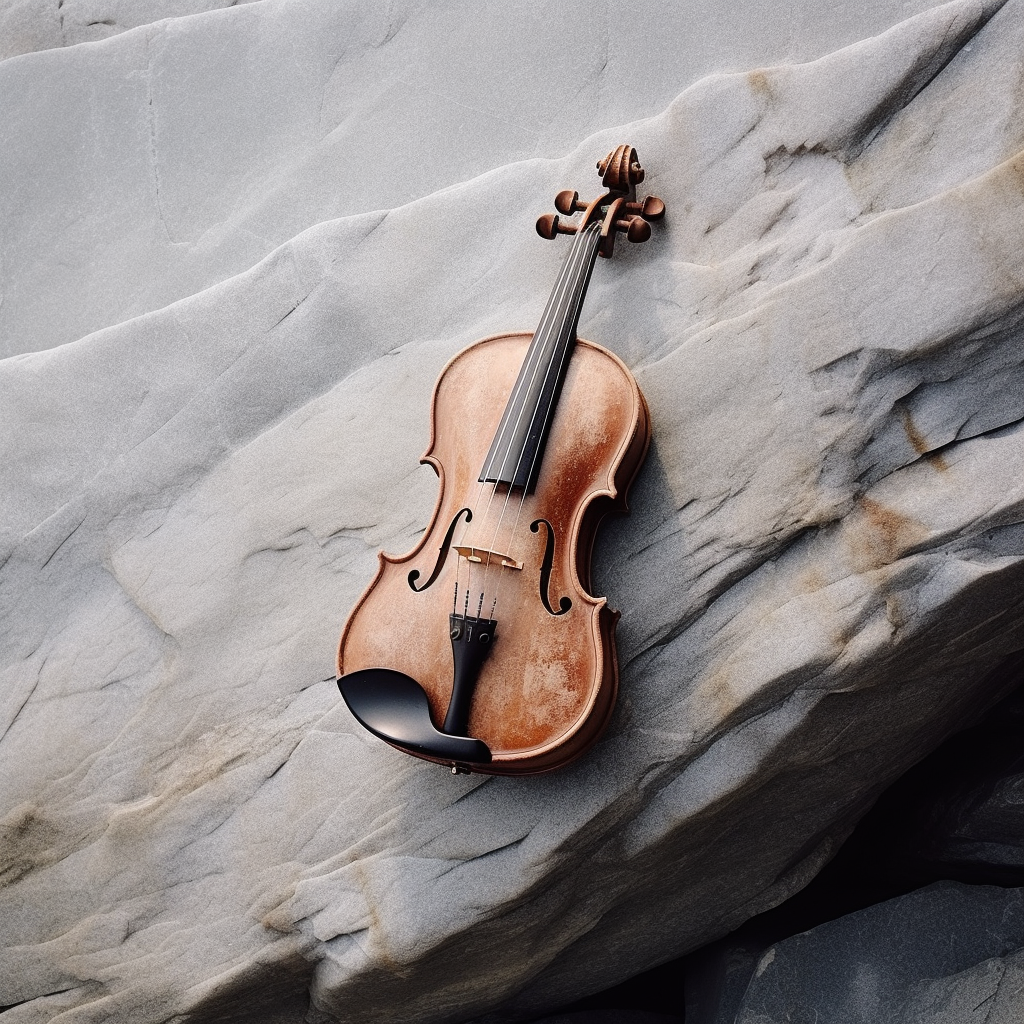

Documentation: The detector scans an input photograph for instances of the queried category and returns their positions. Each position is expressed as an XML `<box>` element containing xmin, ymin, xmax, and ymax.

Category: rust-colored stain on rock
<box><xmin>853</xmin><ymin>496</ymin><xmax>931</xmax><ymax>571</ymax></box>
<box><xmin>900</xmin><ymin>406</ymin><xmax>948</xmax><ymax>472</ymax></box>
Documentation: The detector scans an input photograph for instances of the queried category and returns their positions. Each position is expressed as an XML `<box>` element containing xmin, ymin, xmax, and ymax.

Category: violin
<box><xmin>337</xmin><ymin>145</ymin><xmax>665</xmax><ymax>775</ymax></box>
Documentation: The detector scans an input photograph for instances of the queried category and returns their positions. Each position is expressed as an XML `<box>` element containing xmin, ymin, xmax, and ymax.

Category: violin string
<box><xmin>456</xmin><ymin>224</ymin><xmax>594</xmax><ymax>618</ymax></box>
<box><xmin>491</xmin><ymin>227</ymin><xmax>594</xmax><ymax>485</ymax></box>
<box><xmin>451</xmin><ymin>228</ymin><xmax>584</xmax><ymax>586</ymax></box>
<box><xmin>481</xmin><ymin>225</ymin><xmax>598</xmax><ymax>615</ymax></box>
<box><xmin>475</xmin><ymin>230</ymin><xmax>586</xmax><ymax>613</ymax></box>
<box><xmin>489</xmin><ymin>223</ymin><xmax>602</xmax><ymax>617</ymax></box>
<box><xmin>493</xmin><ymin>224</ymin><xmax>602</xmax><ymax>614</ymax></box>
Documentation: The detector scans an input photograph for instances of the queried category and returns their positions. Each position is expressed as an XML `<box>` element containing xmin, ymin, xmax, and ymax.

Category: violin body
<box><xmin>337</xmin><ymin>144</ymin><xmax>663</xmax><ymax>775</ymax></box>
<box><xmin>338</xmin><ymin>332</ymin><xmax>649</xmax><ymax>774</ymax></box>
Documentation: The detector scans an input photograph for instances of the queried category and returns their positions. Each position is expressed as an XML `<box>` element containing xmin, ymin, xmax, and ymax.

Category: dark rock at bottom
<box><xmin>528</xmin><ymin>653</ymin><xmax>1024</xmax><ymax>1024</ymax></box>
<box><xmin>526</xmin><ymin>1013</ymin><xmax>681</xmax><ymax>1024</ymax></box>
<box><xmin>733</xmin><ymin>881</ymin><xmax>1024</xmax><ymax>1023</ymax></box>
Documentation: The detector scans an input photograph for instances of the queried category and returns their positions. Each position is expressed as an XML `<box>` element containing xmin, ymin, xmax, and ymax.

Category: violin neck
<box><xmin>479</xmin><ymin>222</ymin><xmax>602</xmax><ymax>491</ymax></box>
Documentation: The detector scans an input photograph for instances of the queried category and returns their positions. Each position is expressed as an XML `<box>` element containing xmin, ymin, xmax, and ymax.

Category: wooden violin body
<box><xmin>337</xmin><ymin>145</ymin><xmax>664</xmax><ymax>775</ymax></box>
<box><xmin>338</xmin><ymin>333</ymin><xmax>649</xmax><ymax>774</ymax></box>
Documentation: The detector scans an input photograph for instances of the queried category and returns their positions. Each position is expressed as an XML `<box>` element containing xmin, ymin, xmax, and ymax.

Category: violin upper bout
<box><xmin>573</xmin><ymin>337</ymin><xmax>651</xmax><ymax>512</ymax></box>
<box><xmin>614</xmin><ymin>379</ymin><xmax>652</xmax><ymax>514</ymax></box>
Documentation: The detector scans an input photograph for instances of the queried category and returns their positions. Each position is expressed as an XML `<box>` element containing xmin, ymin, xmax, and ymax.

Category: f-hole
<box><xmin>409</xmin><ymin>508</ymin><xmax>472</xmax><ymax>592</ymax></box>
<box><xmin>530</xmin><ymin>518</ymin><xmax>572</xmax><ymax>616</ymax></box>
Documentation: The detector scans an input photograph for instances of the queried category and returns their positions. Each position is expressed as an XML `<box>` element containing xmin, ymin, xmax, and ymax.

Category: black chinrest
<box><xmin>338</xmin><ymin>668</ymin><xmax>491</xmax><ymax>764</ymax></box>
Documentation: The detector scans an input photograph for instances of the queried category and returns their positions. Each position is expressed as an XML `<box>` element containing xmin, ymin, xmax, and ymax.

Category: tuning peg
<box><xmin>614</xmin><ymin>216</ymin><xmax>652</xmax><ymax>243</ymax></box>
<box><xmin>554</xmin><ymin>190</ymin><xmax>588</xmax><ymax>215</ymax></box>
<box><xmin>536</xmin><ymin>213</ymin><xmax>578</xmax><ymax>240</ymax></box>
<box><xmin>625</xmin><ymin>195</ymin><xmax>665</xmax><ymax>221</ymax></box>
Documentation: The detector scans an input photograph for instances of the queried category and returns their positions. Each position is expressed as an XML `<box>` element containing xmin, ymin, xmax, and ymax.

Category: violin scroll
<box><xmin>536</xmin><ymin>144</ymin><xmax>666</xmax><ymax>258</ymax></box>
<box><xmin>597</xmin><ymin>144</ymin><xmax>643</xmax><ymax>188</ymax></box>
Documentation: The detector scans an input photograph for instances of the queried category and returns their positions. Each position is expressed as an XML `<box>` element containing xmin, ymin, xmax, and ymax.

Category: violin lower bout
<box><xmin>337</xmin><ymin>332</ymin><xmax>649</xmax><ymax>775</ymax></box>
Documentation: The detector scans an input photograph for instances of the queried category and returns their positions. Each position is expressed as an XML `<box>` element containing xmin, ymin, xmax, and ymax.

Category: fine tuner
<box><xmin>535</xmin><ymin>149</ymin><xmax>665</xmax><ymax>254</ymax></box>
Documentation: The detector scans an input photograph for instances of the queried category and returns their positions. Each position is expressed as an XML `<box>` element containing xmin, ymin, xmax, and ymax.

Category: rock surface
<box><xmin>733</xmin><ymin>882</ymin><xmax>1024</xmax><ymax>1024</ymax></box>
<box><xmin>2</xmin><ymin>1</ymin><xmax>1024</xmax><ymax>1023</ymax></box>
<box><xmin>0</xmin><ymin>0</ymin><xmax>969</xmax><ymax>358</ymax></box>
<box><xmin>681</xmin><ymin>658</ymin><xmax>1024</xmax><ymax>1024</ymax></box>
<box><xmin>527</xmin><ymin>1015</ymin><xmax>678</xmax><ymax>1024</ymax></box>
<box><xmin>0</xmin><ymin>0</ymin><xmax>259</xmax><ymax>62</ymax></box>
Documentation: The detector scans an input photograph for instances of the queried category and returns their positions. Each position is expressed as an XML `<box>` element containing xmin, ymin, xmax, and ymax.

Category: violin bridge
<box><xmin>453</xmin><ymin>545</ymin><xmax>523</xmax><ymax>571</ymax></box>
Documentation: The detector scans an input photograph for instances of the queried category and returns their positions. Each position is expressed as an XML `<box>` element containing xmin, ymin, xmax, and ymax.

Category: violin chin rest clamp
<box><xmin>338</xmin><ymin>668</ymin><xmax>492</xmax><ymax>765</ymax></box>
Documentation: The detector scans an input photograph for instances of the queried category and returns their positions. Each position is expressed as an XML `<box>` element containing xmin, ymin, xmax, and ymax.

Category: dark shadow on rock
<box><xmin>685</xmin><ymin>646</ymin><xmax>1024</xmax><ymax>1023</ymax></box>
<box><xmin>527</xmin><ymin>1013</ymin><xmax>682</xmax><ymax>1024</ymax></box>
<box><xmin>542</xmin><ymin>648</ymin><xmax>1024</xmax><ymax>1024</ymax></box>
<box><xmin>179</xmin><ymin>949</ymin><xmax>312</xmax><ymax>1024</ymax></box>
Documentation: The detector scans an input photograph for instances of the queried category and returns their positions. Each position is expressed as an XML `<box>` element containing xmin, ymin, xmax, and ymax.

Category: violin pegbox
<box><xmin>536</xmin><ymin>144</ymin><xmax>665</xmax><ymax>257</ymax></box>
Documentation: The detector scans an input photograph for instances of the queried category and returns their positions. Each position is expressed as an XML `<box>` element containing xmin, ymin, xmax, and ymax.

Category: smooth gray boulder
<box><xmin>735</xmin><ymin>882</ymin><xmax>1024</xmax><ymax>1024</ymax></box>
<box><xmin>2</xmin><ymin>1</ymin><xmax>1024</xmax><ymax>1023</ymax></box>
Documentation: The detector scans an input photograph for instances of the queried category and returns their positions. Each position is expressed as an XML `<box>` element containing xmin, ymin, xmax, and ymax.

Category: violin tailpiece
<box><xmin>336</xmin><ymin>611</ymin><xmax>498</xmax><ymax>769</ymax></box>
<box><xmin>338</xmin><ymin>667</ymin><xmax>492</xmax><ymax>766</ymax></box>
<box><xmin>443</xmin><ymin>614</ymin><xmax>498</xmax><ymax>736</ymax></box>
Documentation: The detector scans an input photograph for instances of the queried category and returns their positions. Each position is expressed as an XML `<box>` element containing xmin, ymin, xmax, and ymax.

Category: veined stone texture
<box><xmin>1</xmin><ymin>1</ymin><xmax>1024</xmax><ymax>1023</ymax></box>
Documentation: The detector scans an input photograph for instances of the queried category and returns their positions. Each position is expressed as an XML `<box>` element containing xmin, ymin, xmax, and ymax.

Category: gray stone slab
<box><xmin>0</xmin><ymin>0</ymin><xmax>958</xmax><ymax>357</ymax></box>
<box><xmin>735</xmin><ymin>882</ymin><xmax>1024</xmax><ymax>1024</ymax></box>
<box><xmin>1</xmin><ymin>1</ymin><xmax>1024</xmax><ymax>1023</ymax></box>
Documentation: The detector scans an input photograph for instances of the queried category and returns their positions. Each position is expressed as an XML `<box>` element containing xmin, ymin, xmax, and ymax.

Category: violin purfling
<box><xmin>337</xmin><ymin>145</ymin><xmax>664</xmax><ymax>775</ymax></box>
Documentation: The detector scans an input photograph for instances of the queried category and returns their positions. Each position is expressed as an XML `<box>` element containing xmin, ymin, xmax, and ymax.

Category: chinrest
<box><xmin>338</xmin><ymin>668</ymin><xmax>492</xmax><ymax>764</ymax></box>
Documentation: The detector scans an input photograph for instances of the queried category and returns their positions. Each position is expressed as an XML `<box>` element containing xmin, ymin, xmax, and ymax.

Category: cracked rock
<box><xmin>1</xmin><ymin>1</ymin><xmax>1024</xmax><ymax>1023</ymax></box>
